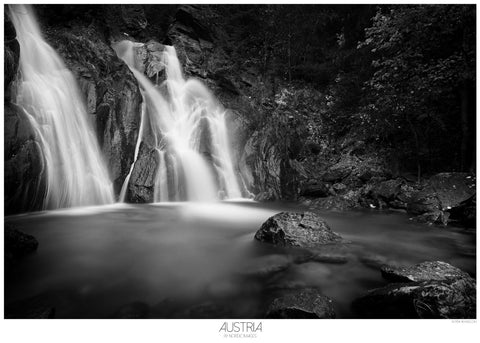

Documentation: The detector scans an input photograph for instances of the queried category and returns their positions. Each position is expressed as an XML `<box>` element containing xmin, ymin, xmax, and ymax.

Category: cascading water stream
<box><xmin>113</xmin><ymin>40</ymin><xmax>243</xmax><ymax>202</ymax></box>
<box><xmin>9</xmin><ymin>4</ymin><xmax>114</xmax><ymax>209</ymax></box>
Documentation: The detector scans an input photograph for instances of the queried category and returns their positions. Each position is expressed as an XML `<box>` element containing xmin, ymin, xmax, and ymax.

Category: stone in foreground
<box><xmin>381</xmin><ymin>261</ymin><xmax>471</xmax><ymax>283</ymax></box>
<box><xmin>5</xmin><ymin>224</ymin><xmax>39</xmax><ymax>258</ymax></box>
<box><xmin>265</xmin><ymin>288</ymin><xmax>336</xmax><ymax>319</ymax></box>
<box><xmin>353</xmin><ymin>277</ymin><xmax>476</xmax><ymax>319</ymax></box>
<box><xmin>5</xmin><ymin>224</ymin><xmax>39</xmax><ymax>273</ymax></box>
<box><xmin>5</xmin><ymin>294</ymin><xmax>55</xmax><ymax>319</ymax></box>
<box><xmin>255</xmin><ymin>212</ymin><xmax>343</xmax><ymax>248</ymax></box>
<box><xmin>354</xmin><ymin>261</ymin><xmax>476</xmax><ymax>319</ymax></box>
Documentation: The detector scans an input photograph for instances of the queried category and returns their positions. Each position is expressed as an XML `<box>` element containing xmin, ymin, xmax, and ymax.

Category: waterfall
<box><xmin>9</xmin><ymin>4</ymin><xmax>114</xmax><ymax>209</ymax></box>
<box><xmin>113</xmin><ymin>41</ymin><xmax>243</xmax><ymax>202</ymax></box>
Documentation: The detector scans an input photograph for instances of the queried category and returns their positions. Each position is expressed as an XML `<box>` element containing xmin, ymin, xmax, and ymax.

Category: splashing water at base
<box><xmin>9</xmin><ymin>4</ymin><xmax>114</xmax><ymax>209</ymax></box>
<box><xmin>113</xmin><ymin>41</ymin><xmax>243</xmax><ymax>202</ymax></box>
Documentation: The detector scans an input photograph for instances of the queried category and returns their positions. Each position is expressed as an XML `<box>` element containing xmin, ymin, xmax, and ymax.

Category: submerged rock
<box><xmin>311</xmin><ymin>253</ymin><xmax>349</xmax><ymax>264</ymax></box>
<box><xmin>381</xmin><ymin>261</ymin><xmax>471</xmax><ymax>283</ymax></box>
<box><xmin>238</xmin><ymin>254</ymin><xmax>292</xmax><ymax>278</ymax></box>
<box><xmin>255</xmin><ymin>212</ymin><xmax>343</xmax><ymax>248</ymax></box>
<box><xmin>265</xmin><ymin>288</ymin><xmax>336</xmax><ymax>319</ymax></box>
<box><xmin>358</xmin><ymin>253</ymin><xmax>397</xmax><ymax>270</ymax></box>
<box><xmin>5</xmin><ymin>223</ymin><xmax>39</xmax><ymax>272</ymax></box>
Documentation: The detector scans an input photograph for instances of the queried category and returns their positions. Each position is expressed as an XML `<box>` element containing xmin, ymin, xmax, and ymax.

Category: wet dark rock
<box><xmin>127</xmin><ymin>143</ymin><xmax>159</xmax><ymax>203</ymax></box>
<box><xmin>370</xmin><ymin>179</ymin><xmax>403</xmax><ymax>202</ymax></box>
<box><xmin>301</xmin><ymin>195</ymin><xmax>356</xmax><ymax>211</ymax></box>
<box><xmin>265</xmin><ymin>280</ymin><xmax>310</xmax><ymax>292</ymax></box>
<box><xmin>321</xmin><ymin>167</ymin><xmax>351</xmax><ymax>183</ymax></box>
<box><xmin>175</xmin><ymin>6</ymin><xmax>213</xmax><ymax>42</ymax></box>
<box><xmin>255</xmin><ymin>212</ymin><xmax>343</xmax><ymax>248</ymax></box>
<box><xmin>355</xmin><ymin>261</ymin><xmax>476</xmax><ymax>318</ymax></box>
<box><xmin>428</xmin><ymin>173</ymin><xmax>475</xmax><ymax>210</ymax></box>
<box><xmin>358</xmin><ymin>253</ymin><xmax>397</xmax><ymax>270</ymax></box>
<box><xmin>353</xmin><ymin>277</ymin><xmax>476</xmax><ymax>319</ymax></box>
<box><xmin>5</xmin><ymin>294</ymin><xmax>55</xmax><ymax>319</ymax></box>
<box><xmin>120</xmin><ymin>5</ymin><xmax>148</xmax><ymax>34</ymax></box>
<box><xmin>4</xmin><ymin>13</ymin><xmax>20</xmax><ymax>101</ymax></box>
<box><xmin>381</xmin><ymin>261</ymin><xmax>472</xmax><ymax>283</ymax></box>
<box><xmin>254</xmin><ymin>190</ymin><xmax>278</xmax><ymax>202</ymax></box>
<box><xmin>300</xmin><ymin>181</ymin><xmax>330</xmax><ymax>198</ymax></box>
<box><xmin>4</xmin><ymin>106</ymin><xmax>46</xmax><ymax>214</ymax></box>
<box><xmin>407</xmin><ymin>190</ymin><xmax>441</xmax><ymax>215</ymax></box>
<box><xmin>332</xmin><ymin>182</ymin><xmax>347</xmax><ymax>193</ymax></box>
<box><xmin>213</xmin><ymin>70</ymin><xmax>240</xmax><ymax>95</ymax></box>
<box><xmin>406</xmin><ymin>173</ymin><xmax>475</xmax><ymax>218</ymax></box>
<box><xmin>144</xmin><ymin>41</ymin><xmax>166</xmax><ymax>80</ymax></box>
<box><xmin>5</xmin><ymin>224</ymin><xmax>39</xmax><ymax>258</ymax></box>
<box><xmin>412</xmin><ymin>210</ymin><xmax>449</xmax><ymax>226</ymax></box>
<box><xmin>243</xmin><ymin>132</ymin><xmax>281</xmax><ymax>200</ymax></box>
<box><xmin>112</xmin><ymin>301</ymin><xmax>150</xmax><ymax>319</ymax></box>
<box><xmin>265</xmin><ymin>288</ymin><xmax>336</xmax><ymax>319</ymax></box>
<box><xmin>448</xmin><ymin>195</ymin><xmax>476</xmax><ymax>228</ymax></box>
<box><xmin>5</xmin><ymin>223</ymin><xmax>39</xmax><ymax>272</ymax></box>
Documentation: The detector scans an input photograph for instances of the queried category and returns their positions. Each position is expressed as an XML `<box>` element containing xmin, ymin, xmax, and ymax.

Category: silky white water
<box><xmin>113</xmin><ymin>41</ymin><xmax>243</xmax><ymax>202</ymax></box>
<box><xmin>9</xmin><ymin>4</ymin><xmax>114</xmax><ymax>209</ymax></box>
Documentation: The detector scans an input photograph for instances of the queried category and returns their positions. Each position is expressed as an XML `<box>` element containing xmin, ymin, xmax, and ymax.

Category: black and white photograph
<box><xmin>1</xmin><ymin>0</ymin><xmax>478</xmax><ymax>341</ymax></box>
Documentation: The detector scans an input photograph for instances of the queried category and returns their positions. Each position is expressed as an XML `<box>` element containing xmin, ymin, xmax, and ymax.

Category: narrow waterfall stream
<box><xmin>113</xmin><ymin>41</ymin><xmax>243</xmax><ymax>202</ymax></box>
<box><xmin>9</xmin><ymin>4</ymin><xmax>114</xmax><ymax>209</ymax></box>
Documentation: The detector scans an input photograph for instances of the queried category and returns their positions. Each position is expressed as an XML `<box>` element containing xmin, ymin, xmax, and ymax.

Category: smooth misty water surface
<box><xmin>5</xmin><ymin>202</ymin><xmax>476</xmax><ymax>318</ymax></box>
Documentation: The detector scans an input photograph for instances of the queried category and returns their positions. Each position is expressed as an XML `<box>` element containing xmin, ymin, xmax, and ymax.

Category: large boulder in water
<box><xmin>354</xmin><ymin>261</ymin><xmax>476</xmax><ymax>319</ymax></box>
<box><xmin>428</xmin><ymin>173</ymin><xmax>475</xmax><ymax>210</ymax></box>
<box><xmin>353</xmin><ymin>277</ymin><xmax>476</xmax><ymax>319</ymax></box>
<box><xmin>254</xmin><ymin>212</ymin><xmax>343</xmax><ymax>248</ymax></box>
<box><xmin>407</xmin><ymin>173</ymin><xmax>475</xmax><ymax>215</ymax></box>
<box><xmin>265</xmin><ymin>288</ymin><xmax>336</xmax><ymax>319</ymax></box>
<box><xmin>381</xmin><ymin>261</ymin><xmax>471</xmax><ymax>283</ymax></box>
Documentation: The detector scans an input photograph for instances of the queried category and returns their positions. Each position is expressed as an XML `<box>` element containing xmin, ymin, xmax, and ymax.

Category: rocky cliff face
<box><xmin>4</xmin><ymin>13</ymin><xmax>46</xmax><ymax>214</ymax></box>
